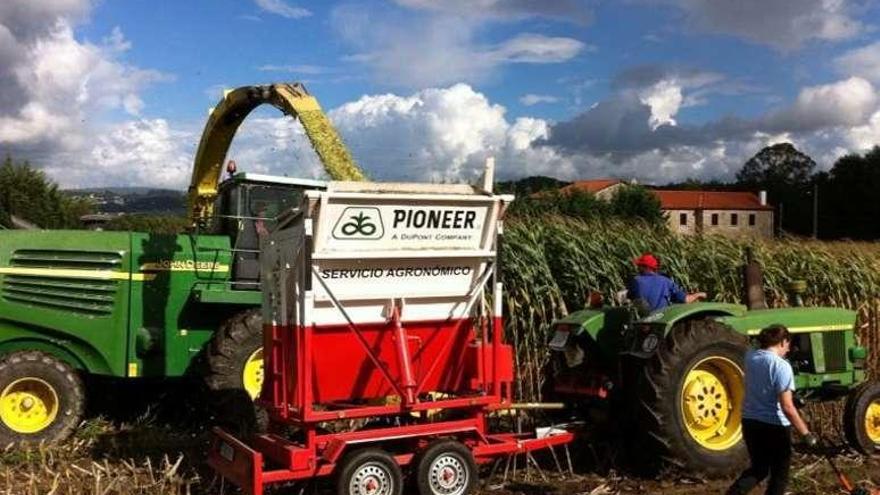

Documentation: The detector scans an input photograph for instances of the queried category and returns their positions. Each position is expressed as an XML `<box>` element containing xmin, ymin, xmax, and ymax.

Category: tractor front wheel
<box><xmin>0</xmin><ymin>351</ymin><xmax>84</xmax><ymax>445</ymax></box>
<box><xmin>844</xmin><ymin>381</ymin><xmax>880</xmax><ymax>455</ymax></box>
<box><xmin>636</xmin><ymin>319</ymin><xmax>749</xmax><ymax>477</ymax></box>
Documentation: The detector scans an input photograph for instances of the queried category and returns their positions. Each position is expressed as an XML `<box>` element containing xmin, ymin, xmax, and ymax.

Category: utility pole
<box><xmin>812</xmin><ymin>182</ymin><xmax>819</xmax><ymax>239</ymax></box>
<box><xmin>777</xmin><ymin>202</ymin><xmax>783</xmax><ymax>237</ymax></box>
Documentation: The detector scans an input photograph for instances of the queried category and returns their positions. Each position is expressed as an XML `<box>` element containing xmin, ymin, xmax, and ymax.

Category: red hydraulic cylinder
<box><xmin>390</xmin><ymin>305</ymin><xmax>417</xmax><ymax>405</ymax></box>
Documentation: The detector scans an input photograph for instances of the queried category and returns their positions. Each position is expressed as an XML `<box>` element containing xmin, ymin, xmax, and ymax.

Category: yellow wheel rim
<box><xmin>866</xmin><ymin>400</ymin><xmax>880</xmax><ymax>444</ymax></box>
<box><xmin>680</xmin><ymin>356</ymin><xmax>744</xmax><ymax>451</ymax></box>
<box><xmin>0</xmin><ymin>378</ymin><xmax>59</xmax><ymax>434</ymax></box>
<box><xmin>242</xmin><ymin>348</ymin><xmax>264</xmax><ymax>400</ymax></box>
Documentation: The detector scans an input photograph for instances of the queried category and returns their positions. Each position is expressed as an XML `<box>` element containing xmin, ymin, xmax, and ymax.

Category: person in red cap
<box><xmin>627</xmin><ymin>252</ymin><xmax>706</xmax><ymax>312</ymax></box>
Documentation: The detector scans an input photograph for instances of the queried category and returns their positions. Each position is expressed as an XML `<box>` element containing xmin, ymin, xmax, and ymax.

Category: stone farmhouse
<box><xmin>560</xmin><ymin>179</ymin><xmax>775</xmax><ymax>238</ymax></box>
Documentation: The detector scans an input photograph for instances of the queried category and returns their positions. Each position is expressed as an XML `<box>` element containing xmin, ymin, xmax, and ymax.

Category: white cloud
<box><xmin>834</xmin><ymin>41</ymin><xmax>880</xmax><ymax>83</ymax></box>
<box><xmin>519</xmin><ymin>94</ymin><xmax>560</xmax><ymax>106</ymax></box>
<box><xmin>638</xmin><ymin>80</ymin><xmax>683</xmax><ymax>130</ymax></box>
<box><xmin>332</xmin><ymin>4</ymin><xmax>587</xmax><ymax>89</ymax></box>
<box><xmin>393</xmin><ymin>0</ymin><xmax>593</xmax><ymax>24</ymax></box>
<box><xmin>81</xmin><ymin>119</ymin><xmax>194</xmax><ymax>188</ymax></box>
<box><xmin>655</xmin><ymin>0</ymin><xmax>864</xmax><ymax>50</ymax></box>
<box><xmin>0</xmin><ymin>0</ymin><xmax>173</xmax><ymax>188</ymax></box>
<box><xmin>765</xmin><ymin>77</ymin><xmax>878</xmax><ymax>132</ymax></box>
<box><xmin>252</xmin><ymin>0</ymin><xmax>310</xmax><ymax>19</ymax></box>
<box><xmin>257</xmin><ymin>64</ymin><xmax>328</xmax><ymax>74</ymax></box>
<box><xmin>488</xmin><ymin>33</ymin><xmax>587</xmax><ymax>63</ymax></box>
<box><xmin>843</xmin><ymin>109</ymin><xmax>880</xmax><ymax>152</ymax></box>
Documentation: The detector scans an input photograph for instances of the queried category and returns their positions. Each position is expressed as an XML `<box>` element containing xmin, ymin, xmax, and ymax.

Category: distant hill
<box><xmin>64</xmin><ymin>187</ymin><xmax>186</xmax><ymax>214</ymax></box>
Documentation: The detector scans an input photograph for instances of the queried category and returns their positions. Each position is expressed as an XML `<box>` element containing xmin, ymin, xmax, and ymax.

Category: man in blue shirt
<box><xmin>727</xmin><ymin>325</ymin><xmax>817</xmax><ymax>495</ymax></box>
<box><xmin>627</xmin><ymin>253</ymin><xmax>706</xmax><ymax>312</ymax></box>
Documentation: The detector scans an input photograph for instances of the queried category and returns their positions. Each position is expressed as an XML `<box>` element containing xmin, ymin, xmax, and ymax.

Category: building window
<box><xmin>749</xmin><ymin>213</ymin><xmax>756</xmax><ymax>226</ymax></box>
<box><xmin>679</xmin><ymin>213</ymin><xmax>687</xmax><ymax>226</ymax></box>
<box><xmin>731</xmin><ymin>213</ymin><xmax>738</xmax><ymax>226</ymax></box>
<box><xmin>711</xmin><ymin>213</ymin><xmax>719</xmax><ymax>226</ymax></box>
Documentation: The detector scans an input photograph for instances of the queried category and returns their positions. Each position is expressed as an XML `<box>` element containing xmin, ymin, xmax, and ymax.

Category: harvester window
<box><xmin>247</xmin><ymin>184</ymin><xmax>302</xmax><ymax>234</ymax></box>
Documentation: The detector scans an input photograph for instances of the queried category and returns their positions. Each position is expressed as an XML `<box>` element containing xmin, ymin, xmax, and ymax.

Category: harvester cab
<box><xmin>546</xmin><ymin>259</ymin><xmax>880</xmax><ymax>477</ymax></box>
<box><xmin>207</xmin><ymin>172</ymin><xmax>326</xmax><ymax>289</ymax></box>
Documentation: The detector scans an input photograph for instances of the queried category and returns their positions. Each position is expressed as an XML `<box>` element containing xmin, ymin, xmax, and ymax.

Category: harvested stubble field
<box><xmin>2</xmin><ymin>216</ymin><xmax>879</xmax><ymax>495</ymax></box>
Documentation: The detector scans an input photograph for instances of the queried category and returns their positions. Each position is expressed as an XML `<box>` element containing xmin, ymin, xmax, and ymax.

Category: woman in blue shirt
<box><xmin>726</xmin><ymin>325</ymin><xmax>817</xmax><ymax>495</ymax></box>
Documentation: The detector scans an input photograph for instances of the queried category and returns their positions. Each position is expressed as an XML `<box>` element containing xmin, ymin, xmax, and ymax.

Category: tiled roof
<box><xmin>559</xmin><ymin>179</ymin><xmax>622</xmax><ymax>194</ymax></box>
<box><xmin>653</xmin><ymin>190</ymin><xmax>773</xmax><ymax>210</ymax></box>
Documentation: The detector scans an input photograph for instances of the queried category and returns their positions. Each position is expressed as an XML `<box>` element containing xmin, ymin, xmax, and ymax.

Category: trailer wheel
<box><xmin>844</xmin><ymin>380</ymin><xmax>880</xmax><ymax>455</ymax></box>
<box><xmin>0</xmin><ymin>351</ymin><xmax>84</xmax><ymax>445</ymax></box>
<box><xmin>635</xmin><ymin>319</ymin><xmax>749</xmax><ymax>477</ymax></box>
<box><xmin>415</xmin><ymin>440</ymin><xmax>477</xmax><ymax>495</ymax></box>
<box><xmin>336</xmin><ymin>448</ymin><xmax>403</xmax><ymax>495</ymax></box>
<box><xmin>203</xmin><ymin>309</ymin><xmax>263</xmax><ymax>431</ymax></box>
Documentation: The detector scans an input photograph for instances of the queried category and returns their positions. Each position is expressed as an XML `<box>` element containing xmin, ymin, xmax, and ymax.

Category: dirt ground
<box><xmin>0</xmin><ymin>381</ymin><xmax>876</xmax><ymax>495</ymax></box>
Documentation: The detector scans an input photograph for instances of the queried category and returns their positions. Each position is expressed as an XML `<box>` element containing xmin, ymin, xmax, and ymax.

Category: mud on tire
<box><xmin>635</xmin><ymin>319</ymin><xmax>750</xmax><ymax>477</ymax></box>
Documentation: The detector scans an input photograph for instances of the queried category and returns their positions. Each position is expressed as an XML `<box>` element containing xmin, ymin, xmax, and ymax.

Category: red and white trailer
<box><xmin>208</xmin><ymin>165</ymin><xmax>573</xmax><ymax>495</ymax></box>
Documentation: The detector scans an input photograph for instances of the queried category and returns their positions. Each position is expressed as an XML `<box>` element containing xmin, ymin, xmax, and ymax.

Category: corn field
<box><xmin>501</xmin><ymin>215</ymin><xmax>880</xmax><ymax>404</ymax></box>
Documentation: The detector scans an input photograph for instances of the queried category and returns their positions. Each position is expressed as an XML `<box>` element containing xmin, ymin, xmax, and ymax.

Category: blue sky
<box><xmin>2</xmin><ymin>0</ymin><xmax>880</xmax><ymax>188</ymax></box>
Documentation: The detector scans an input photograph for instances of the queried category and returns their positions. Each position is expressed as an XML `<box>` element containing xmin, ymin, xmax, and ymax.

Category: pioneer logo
<box><xmin>392</xmin><ymin>208</ymin><xmax>477</xmax><ymax>229</ymax></box>
<box><xmin>333</xmin><ymin>207</ymin><xmax>384</xmax><ymax>239</ymax></box>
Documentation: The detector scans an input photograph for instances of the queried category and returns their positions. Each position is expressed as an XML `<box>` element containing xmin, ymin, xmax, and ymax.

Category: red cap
<box><xmin>634</xmin><ymin>253</ymin><xmax>659</xmax><ymax>270</ymax></box>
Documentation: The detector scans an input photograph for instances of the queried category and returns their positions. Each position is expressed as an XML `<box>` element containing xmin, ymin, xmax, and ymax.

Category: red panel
<box><xmin>298</xmin><ymin>318</ymin><xmax>480</xmax><ymax>403</ymax></box>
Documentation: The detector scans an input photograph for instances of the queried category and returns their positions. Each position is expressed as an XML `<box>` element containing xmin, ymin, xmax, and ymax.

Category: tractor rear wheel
<box><xmin>203</xmin><ymin>309</ymin><xmax>264</xmax><ymax>431</ymax></box>
<box><xmin>0</xmin><ymin>351</ymin><xmax>84</xmax><ymax>445</ymax></box>
<box><xmin>636</xmin><ymin>319</ymin><xmax>749</xmax><ymax>477</ymax></box>
<box><xmin>844</xmin><ymin>381</ymin><xmax>880</xmax><ymax>455</ymax></box>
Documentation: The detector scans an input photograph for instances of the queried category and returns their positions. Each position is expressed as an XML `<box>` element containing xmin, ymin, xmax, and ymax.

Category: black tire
<box><xmin>843</xmin><ymin>380</ymin><xmax>880</xmax><ymax>455</ymax></box>
<box><xmin>335</xmin><ymin>448</ymin><xmax>403</xmax><ymax>495</ymax></box>
<box><xmin>635</xmin><ymin>319</ymin><xmax>749</xmax><ymax>477</ymax></box>
<box><xmin>415</xmin><ymin>440</ymin><xmax>477</xmax><ymax>495</ymax></box>
<box><xmin>203</xmin><ymin>309</ymin><xmax>263</xmax><ymax>432</ymax></box>
<box><xmin>0</xmin><ymin>351</ymin><xmax>85</xmax><ymax>445</ymax></box>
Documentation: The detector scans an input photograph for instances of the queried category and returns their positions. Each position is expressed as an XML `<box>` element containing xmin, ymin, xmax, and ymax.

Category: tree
<box><xmin>736</xmin><ymin>143</ymin><xmax>817</xmax><ymax>236</ymax></box>
<box><xmin>496</xmin><ymin>176</ymin><xmax>570</xmax><ymax>196</ymax></box>
<box><xmin>609</xmin><ymin>185</ymin><xmax>665</xmax><ymax>226</ymax></box>
<box><xmin>0</xmin><ymin>156</ymin><xmax>94</xmax><ymax>229</ymax></box>
<box><xmin>507</xmin><ymin>189</ymin><xmax>609</xmax><ymax>218</ymax></box>
<box><xmin>818</xmin><ymin>146</ymin><xmax>880</xmax><ymax>240</ymax></box>
<box><xmin>736</xmin><ymin>143</ymin><xmax>816</xmax><ymax>187</ymax></box>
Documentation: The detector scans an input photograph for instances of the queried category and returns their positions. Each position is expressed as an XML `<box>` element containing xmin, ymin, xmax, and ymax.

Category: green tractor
<box><xmin>0</xmin><ymin>83</ymin><xmax>364</xmax><ymax>444</ymax></box>
<box><xmin>546</xmin><ymin>263</ymin><xmax>880</xmax><ymax>476</ymax></box>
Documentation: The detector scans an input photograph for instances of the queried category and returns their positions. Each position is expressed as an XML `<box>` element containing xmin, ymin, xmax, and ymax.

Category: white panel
<box><xmin>308</xmin><ymin>299</ymin><xmax>474</xmax><ymax>326</ymax></box>
<box><xmin>312</xmin><ymin>259</ymin><xmax>487</xmax><ymax>302</ymax></box>
<box><xmin>315</xmin><ymin>198</ymin><xmax>494</xmax><ymax>253</ymax></box>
